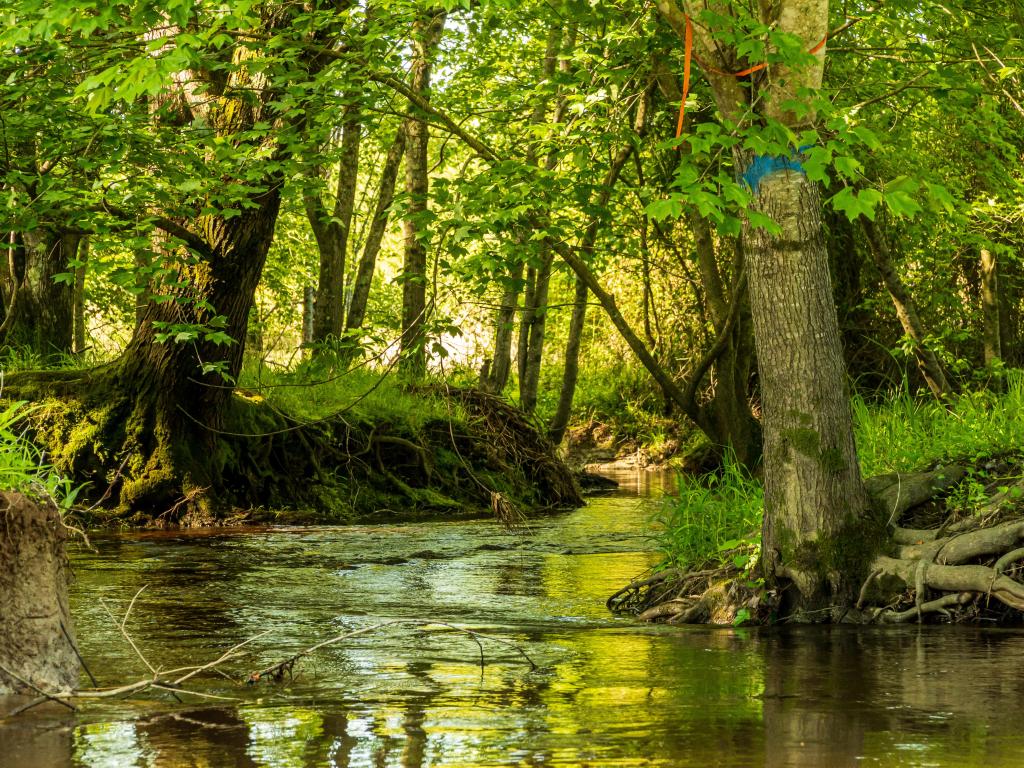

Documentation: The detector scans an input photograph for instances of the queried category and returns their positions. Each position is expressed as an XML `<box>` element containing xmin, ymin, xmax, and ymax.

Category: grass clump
<box><xmin>0</xmin><ymin>399</ymin><xmax>79</xmax><ymax>508</ymax></box>
<box><xmin>654</xmin><ymin>452</ymin><xmax>762</xmax><ymax>572</ymax></box>
<box><xmin>853</xmin><ymin>371</ymin><xmax>1024</xmax><ymax>475</ymax></box>
<box><xmin>238</xmin><ymin>358</ymin><xmax>462</xmax><ymax>428</ymax></box>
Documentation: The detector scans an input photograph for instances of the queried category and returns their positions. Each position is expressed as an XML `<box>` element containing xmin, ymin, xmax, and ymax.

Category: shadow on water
<box><xmin>4</xmin><ymin>470</ymin><xmax>1024</xmax><ymax>766</ymax></box>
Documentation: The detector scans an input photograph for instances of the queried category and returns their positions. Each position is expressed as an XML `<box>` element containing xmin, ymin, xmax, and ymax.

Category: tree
<box><xmin>656</xmin><ymin>0</ymin><xmax>869</xmax><ymax>612</ymax></box>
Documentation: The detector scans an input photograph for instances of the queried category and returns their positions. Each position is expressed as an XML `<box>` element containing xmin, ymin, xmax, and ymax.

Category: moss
<box><xmin>819</xmin><ymin>446</ymin><xmax>846</xmax><ymax>473</ymax></box>
<box><xmin>786</xmin><ymin>505</ymin><xmax>891</xmax><ymax>596</ymax></box>
<box><xmin>782</xmin><ymin>427</ymin><xmax>820</xmax><ymax>459</ymax></box>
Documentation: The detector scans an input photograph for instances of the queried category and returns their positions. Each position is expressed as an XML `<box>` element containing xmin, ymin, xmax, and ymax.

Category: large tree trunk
<box><xmin>658</xmin><ymin>0</ymin><xmax>869</xmax><ymax>614</ymax></box>
<box><xmin>399</xmin><ymin>11</ymin><xmax>446</xmax><ymax>378</ymax></box>
<box><xmin>0</xmin><ymin>493</ymin><xmax>78</xmax><ymax>696</ymax></box>
<box><xmin>110</xmin><ymin>186</ymin><xmax>282</xmax><ymax>512</ymax></box>
<box><xmin>746</xmin><ymin>172</ymin><xmax>868</xmax><ymax>612</ymax></box>
<box><xmin>305</xmin><ymin>103</ymin><xmax>361</xmax><ymax>345</ymax></box>
<box><xmin>2</xmin><ymin>229</ymin><xmax>77</xmax><ymax>356</ymax></box>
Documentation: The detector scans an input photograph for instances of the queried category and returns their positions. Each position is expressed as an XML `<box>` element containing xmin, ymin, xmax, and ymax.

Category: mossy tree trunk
<box><xmin>2</xmin><ymin>229</ymin><xmax>78</xmax><ymax>357</ymax></box>
<box><xmin>57</xmin><ymin>3</ymin><xmax>302</xmax><ymax>515</ymax></box>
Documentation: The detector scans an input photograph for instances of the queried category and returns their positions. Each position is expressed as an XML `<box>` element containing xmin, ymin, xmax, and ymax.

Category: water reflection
<box><xmin>2</xmin><ymin>475</ymin><xmax>1024</xmax><ymax>766</ymax></box>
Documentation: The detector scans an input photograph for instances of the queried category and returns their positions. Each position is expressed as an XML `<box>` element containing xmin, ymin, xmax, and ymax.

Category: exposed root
<box><xmin>607</xmin><ymin>558</ymin><xmax>763</xmax><ymax>625</ymax></box>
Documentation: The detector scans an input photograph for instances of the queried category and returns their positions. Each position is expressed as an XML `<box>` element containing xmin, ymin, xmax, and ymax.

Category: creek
<box><xmin>3</xmin><ymin>469</ymin><xmax>1024</xmax><ymax>767</ymax></box>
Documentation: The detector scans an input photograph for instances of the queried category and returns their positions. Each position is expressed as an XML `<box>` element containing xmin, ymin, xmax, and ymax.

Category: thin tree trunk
<box><xmin>399</xmin><ymin>11</ymin><xmax>446</xmax><ymax>378</ymax></box>
<box><xmin>344</xmin><ymin>125</ymin><xmax>407</xmax><ymax>346</ymax></box>
<box><xmin>513</xmin><ymin>22</ymin><xmax>565</xmax><ymax>405</ymax></box>
<box><xmin>980</xmin><ymin>247</ymin><xmax>1003</xmax><ymax>377</ymax></box>
<box><xmin>484</xmin><ymin>261</ymin><xmax>522</xmax><ymax>394</ymax></box>
<box><xmin>305</xmin><ymin>103</ymin><xmax>361</xmax><ymax>345</ymax></box>
<box><xmin>73</xmin><ymin>237</ymin><xmax>88</xmax><ymax>355</ymax></box>
<box><xmin>548</xmin><ymin>275</ymin><xmax>588</xmax><ymax>444</ymax></box>
<box><xmin>519</xmin><ymin>254</ymin><xmax>553</xmax><ymax>414</ymax></box>
<box><xmin>517</xmin><ymin>265</ymin><xmax>537</xmax><ymax>386</ymax></box>
<box><xmin>861</xmin><ymin>218</ymin><xmax>951</xmax><ymax>398</ymax></box>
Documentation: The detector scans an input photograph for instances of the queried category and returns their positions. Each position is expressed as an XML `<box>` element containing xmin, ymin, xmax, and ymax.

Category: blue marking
<box><xmin>742</xmin><ymin>145</ymin><xmax>814</xmax><ymax>194</ymax></box>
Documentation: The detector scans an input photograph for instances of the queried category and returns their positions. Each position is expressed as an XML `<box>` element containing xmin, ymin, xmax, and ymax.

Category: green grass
<box><xmin>656</xmin><ymin>372</ymin><xmax>1024</xmax><ymax>571</ymax></box>
<box><xmin>853</xmin><ymin>371</ymin><xmax>1024</xmax><ymax>475</ymax></box>
<box><xmin>0</xmin><ymin>399</ymin><xmax>78</xmax><ymax>508</ymax></box>
<box><xmin>654</xmin><ymin>451</ymin><xmax>762</xmax><ymax>572</ymax></box>
<box><xmin>238</xmin><ymin>357</ymin><xmax>463</xmax><ymax>429</ymax></box>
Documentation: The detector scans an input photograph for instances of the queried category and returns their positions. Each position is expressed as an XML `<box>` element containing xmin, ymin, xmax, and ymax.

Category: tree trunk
<box><xmin>2</xmin><ymin>229</ymin><xmax>77</xmax><ymax>357</ymax></box>
<box><xmin>108</xmin><ymin>184</ymin><xmax>282</xmax><ymax>512</ymax></box>
<box><xmin>746</xmin><ymin>172</ymin><xmax>868</xmax><ymax>612</ymax></box>
<box><xmin>72</xmin><ymin>237</ymin><xmax>88</xmax><ymax>355</ymax></box>
<box><xmin>517</xmin><ymin>265</ymin><xmax>537</xmax><ymax>386</ymax></box>
<box><xmin>861</xmin><ymin>218</ymin><xmax>951</xmax><ymax>399</ymax></box>
<box><xmin>483</xmin><ymin>261</ymin><xmax>522</xmax><ymax>394</ymax></box>
<box><xmin>344</xmin><ymin>125</ymin><xmax>407</xmax><ymax>350</ymax></box>
<box><xmin>0</xmin><ymin>493</ymin><xmax>78</xmax><ymax>696</ymax></box>
<box><xmin>399</xmin><ymin>11</ymin><xmax>446</xmax><ymax>378</ymax></box>
<box><xmin>305</xmin><ymin>103</ymin><xmax>361</xmax><ymax>345</ymax></box>
<box><xmin>980</xmin><ymin>247</ymin><xmax>1003</xmax><ymax>379</ymax></box>
<box><xmin>548</xmin><ymin>274</ymin><xmax>588</xmax><ymax>444</ymax></box>
<box><xmin>519</xmin><ymin>254</ymin><xmax>553</xmax><ymax>414</ymax></box>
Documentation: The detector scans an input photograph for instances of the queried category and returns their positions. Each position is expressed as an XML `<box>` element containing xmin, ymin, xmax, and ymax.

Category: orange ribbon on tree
<box><xmin>675</xmin><ymin>15</ymin><xmax>829</xmax><ymax>140</ymax></box>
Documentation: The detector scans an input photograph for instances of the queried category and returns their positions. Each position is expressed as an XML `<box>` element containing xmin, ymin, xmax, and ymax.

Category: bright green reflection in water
<box><xmin>3</xmin><ymin>470</ymin><xmax>1024</xmax><ymax>766</ymax></box>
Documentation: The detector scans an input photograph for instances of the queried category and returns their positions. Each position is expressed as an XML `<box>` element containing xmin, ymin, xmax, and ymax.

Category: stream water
<box><xmin>3</xmin><ymin>468</ymin><xmax>1024</xmax><ymax>767</ymax></box>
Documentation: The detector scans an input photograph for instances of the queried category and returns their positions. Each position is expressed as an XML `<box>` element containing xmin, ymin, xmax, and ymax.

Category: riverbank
<box><xmin>10</xmin><ymin>369</ymin><xmax>582</xmax><ymax>527</ymax></box>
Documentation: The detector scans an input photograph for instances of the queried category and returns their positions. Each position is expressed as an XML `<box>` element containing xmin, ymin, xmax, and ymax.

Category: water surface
<box><xmin>4</xmin><ymin>468</ymin><xmax>1024</xmax><ymax>767</ymax></box>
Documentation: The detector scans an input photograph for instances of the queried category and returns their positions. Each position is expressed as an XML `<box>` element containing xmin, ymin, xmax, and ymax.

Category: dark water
<box><xmin>4</xmin><ymin>468</ymin><xmax>1024</xmax><ymax>767</ymax></box>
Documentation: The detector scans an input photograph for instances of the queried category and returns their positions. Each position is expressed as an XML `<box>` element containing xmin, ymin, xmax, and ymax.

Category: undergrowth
<box><xmin>656</xmin><ymin>373</ymin><xmax>1024</xmax><ymax>572</ymax></box>
<box><xmin>0</xmin><ymin>399</ymin><xmax>78</xmax><ymax>508</ymax></box>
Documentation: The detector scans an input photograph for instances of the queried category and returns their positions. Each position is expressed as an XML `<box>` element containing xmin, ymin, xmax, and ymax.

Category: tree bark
<box><xmin>399</xmin><ymin>11</ymin><xmax>446</xmax><ymax>378</ymax></box>
<box><xmin>72</xmin><ymin>237</ymin><xmax>88</xmax><ymax>355</ymax></box>
<box><xmin>980</xmin><ymin>247</ymin><xmax>1003</xmax><ymax>377</ymax></box>
<box><xmin>861</xmin><ymin>218</ymin><xmax>951</xmax><ymax>399</ymax></box>
<box><xmin>746</xmin><ymin>172</ymin><xmax>868</xmax><ymax>611</ymax></box>
<box><xmin>483</xmin><ymin>261</ymin><xmax>522</xmax><ymax>394</ymax></box>
<box><xmin>0</xmin><ymin>493</ymin><xmax>77</xmax><ymax>695</ymax></box>
<box><xmin>548</xmin><ymin>274</ymin><xmax>588</xmax><ymax>444</ymax></box>
<box><xmin>519</xmin><ymin>254</ymin><xmax>553</xmax><ymax>414</ymax></box>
